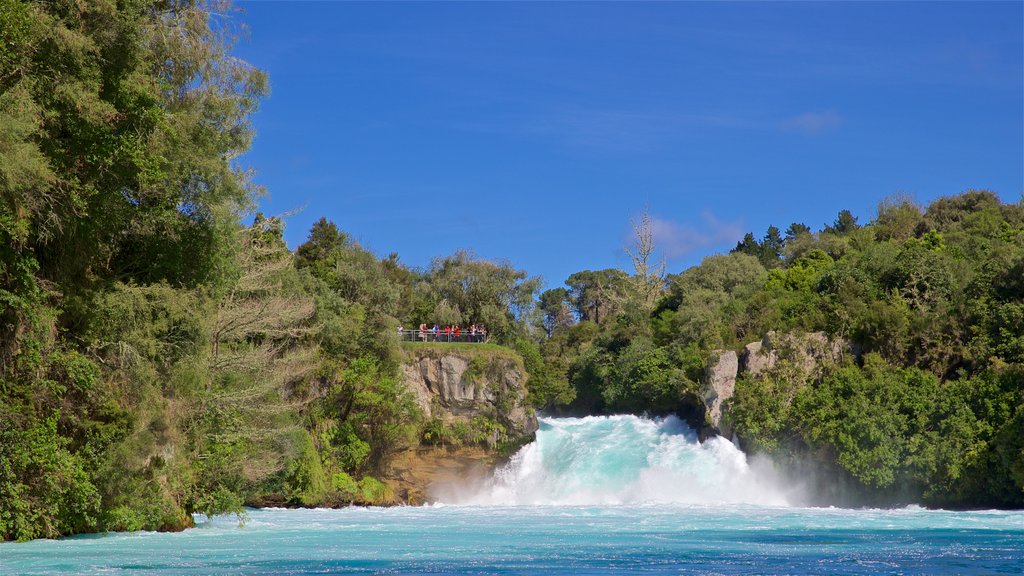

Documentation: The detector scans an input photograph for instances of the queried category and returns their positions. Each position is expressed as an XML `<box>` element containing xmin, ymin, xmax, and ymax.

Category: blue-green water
<box><xmin>2</xmin><ymin>505</ymin><xmax>1021</xmax><ymax>575</ymax></box>
<box><xmin>2</xmin><ymin>416</ymin><xmax>1022</xmax><ymax>575</ymax></box>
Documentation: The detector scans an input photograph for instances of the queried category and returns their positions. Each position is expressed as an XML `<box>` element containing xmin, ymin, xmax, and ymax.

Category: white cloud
<box><xmin>648</xmin><ymin>212</ymin><xmax>744</xmax><ymax>260</ymax></box>
<box><xmin>781</xmin><ymin>111</ymin><xmax>843</xmax><ymax>136</ymax></box>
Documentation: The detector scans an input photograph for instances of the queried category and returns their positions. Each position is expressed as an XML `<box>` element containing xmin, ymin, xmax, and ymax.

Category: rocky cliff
<box><xmin>702</xmin><ymin>350</ymin><xmax>738</xmax><ymax>438</ymax></box>
<box><xmin>386</xmin><ymin>345</ymin><xmax>538</xmax><ymax>503</ymax></box>
<box><xmin>700</xmin><ymin>331</ymin><xmax>857</xmax><ymax>438</ymax></box>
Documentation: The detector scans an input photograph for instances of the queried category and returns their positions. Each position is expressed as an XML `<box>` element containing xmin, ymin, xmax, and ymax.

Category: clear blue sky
<box><xmin>234</xmin><ymin>1</ymin><xmax>1023</xmax><ymax>288</ymax></box>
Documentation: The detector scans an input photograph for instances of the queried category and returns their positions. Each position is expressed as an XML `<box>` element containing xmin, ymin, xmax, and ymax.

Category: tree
<box><xmin>671</xmin><ymin>253</ymin><xmax>767</xmax><ymax>295</ymax></box>
<box><xmin>195</xmin><ymin>219</ymin><xmax>317</xmax><ymax>502</ymax></box>
<box><xmin>602</xmin><ymin>338</ymin><xmax>690</xmax><ymax>413</ymax></box>
<box><xmin>733</xmin><ymin>232</ymin><xmax>760</xmax><ymax>257</ymax></box>
<box><xmin>663</xmin><ymin>252</ymin><xmax>767</xmax><ymax>346</ymax></box>
<box><xmin>924</xmin><ymin>190</ymin><xmax>1003</xmax><ymax>232</ymax></box>
<box><xmin>538</xmin><ymin>288</ymin><xmax>574</xmax><ymax>336</ymax></box>
<box><xmin>0</xmin><ymin>0</ymin><xmax>271</xmax><ymax>539</ymax></box>
<box><xmin>320</xmin><ymin>356</ymin><xmax>418</xmax><ymax>473</ymax></box>
<box><xmin>732</xmin><ymin>227</ymin><xmax>783</xmax><ymax>269</ymax></box>
<box><xmin>825</xmin><ymin>210</ymin><xmax>860</xmax><ymax>235</ymax></box>
<box><xmin>419</xmin><ymin>251</ymin><xmax>540</xmax><ymax>343</ymax></box>
<box><xmin>785</xmin><ymin>223</ymin><xmax>812</xmax><ymax>241</ymax></box>
<box><xmin>565</xmin><ymin>269</ymin><xmax>630</xmax><ymax>324</ymax></box>
<box><xmin>296</xmin><ymin>217</ymin><xmax>348</xmax><ymax>271</ymax></box>
<box><xmin>874</xmin><ymin>195</ymin><xmax>923</xmax><ymax>242</ymax></box>
<box><xmin>625</xmin><ymin>207</ymin><xmax>666</xmax><ymax>311</ymax></box>
<box><xmin>515</xmin><ymin>338</ymin><xmax>576</xmax><ymax>409</ymax></box>
<box><xmin>760</xmin><ymin>226</ymin><xmax>784</xmax><ymax>268</ymax></box>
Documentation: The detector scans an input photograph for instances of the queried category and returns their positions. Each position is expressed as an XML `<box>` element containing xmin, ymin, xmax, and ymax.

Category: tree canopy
<box><xmin>1</xmin><ymin>0</ymin><xmax>1020</xmax><ymax>541</ymax></box>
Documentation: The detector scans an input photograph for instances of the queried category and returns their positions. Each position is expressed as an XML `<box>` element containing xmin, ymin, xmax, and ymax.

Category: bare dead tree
<box><xmin>625</xmin><ymin>205</ymin><xmax>666</xmax><ymax>311</ymax></box>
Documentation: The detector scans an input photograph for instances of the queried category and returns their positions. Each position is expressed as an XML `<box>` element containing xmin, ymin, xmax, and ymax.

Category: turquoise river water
<box><xmin>2</xmin><ymin>416</ymin><xmax>1021</xmax><ymax>575</ymax></box>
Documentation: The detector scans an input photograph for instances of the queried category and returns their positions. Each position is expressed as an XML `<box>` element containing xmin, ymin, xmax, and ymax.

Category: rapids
<box><xmin>450</xmin><ymin>415</ymin><xmax>793</xmax><ymax>506</ymax></box>
<box><xmin>3</xmin><ymin>416</ymin><xmax>1021</xmax><ymax>575</ymax></box>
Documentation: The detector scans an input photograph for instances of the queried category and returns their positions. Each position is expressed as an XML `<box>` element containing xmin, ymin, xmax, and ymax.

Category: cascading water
<box><xmin>6</xmin><ymin>418</ymin><xmax>1021</xmax><ymax>575</ymax></box>
<box><xmin>451</xmin><ymin>415</ymin><xmax>793</xmax><ymax>506</ymax></box>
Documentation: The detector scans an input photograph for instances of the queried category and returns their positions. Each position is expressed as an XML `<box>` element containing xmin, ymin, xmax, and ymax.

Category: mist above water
<box><xmin>444</xmin><ymin>415</ymin><xmax>797</xmax><ymax>506</ymax></box>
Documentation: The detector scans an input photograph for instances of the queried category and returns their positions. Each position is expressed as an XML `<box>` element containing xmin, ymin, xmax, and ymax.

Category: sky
<box><xmin>233</xmin><ymin>1</ymin><xmax>1023</xmax><ymax>289</ymax></box>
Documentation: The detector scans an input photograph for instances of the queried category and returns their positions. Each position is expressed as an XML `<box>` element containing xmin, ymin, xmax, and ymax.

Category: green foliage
<box><xmin>515</xmin><ymin>338</ymin><xmax>575</xmax><ymax>409</ymax></box>
<box><xmin>825</xmin><ymin>210</ymin><xmax>860</xmax><ymax>235</ymax></box>
<box><xmin>0</xmin><ymin>0</ymin><xmax>1019</xmax><ymax>535</ymax></box>
<box><xmin>193</xmin><ymin>485</ymin><xmax>246</xmax><ymax>522</ymax></box>
<box><xmin>0</xmin><ymin>414</ymin><xmax>100</xmax><ymax>541</ymax></box>
<box><xmin>603</xmin><ymin>338</ymin><xmax>691</xmax><ymax>413</ymax></box>
<box><xmin>765</xmin><ymin>250</ymin><xmax>834</xmax><ymax>292</ymax></box>
<box><xmin>283</xmin><ymin>431</ymin><xmax>329</xmax><ymax>507</ymax></box>
<box><xmin>565</xmin><ymin>268</ymin><xmax>630</xmax><ymax>324</ymax></box>
<box><xmin>357</xmin><ymin>476</ymin><xmax>394</xmax><ymax>505</ymax></box>
<box><xmin>727</xmin><ymin>366</ymin><xmax>806</xmax><ymax>454</ymax></box>
<box><xmin>331</xmin><ymin>472</ymin><xmax>360</xmax><ymax>501</ymax></box>
<box><xmin>795</xmin><ymin>357</ymin><xmax>933</xmax><ymax>488</ymax></box>
<box><xmin>732</xmin><ymin>226</ymin><xmax>784</xmax><ymax>269</ymax></box>
<box><xmin>538</xmin><ymin>287</ymin><xmax>574</xmax><ymax>336</ymax></box>
<box><xmin>0</xmin><ymin>0</ymin><xmax>328</xmax><ymax>540</ymax></box>
<box><xmin>412</xmin><ymin>251</ymin><xmax>540</xmax><ymax>344</ymax></box>
<box><xmin>420</xmin><ymin>416</ymin><xmax>508</xmax><ymax>448</ymax></box>
<box><xmin>551</xmin><ymin>191</ymin><xmax>1023</xmax><ymax>507</ymax></box>
<box><xmin>318</xmin><ymin>356</ymin><xmax>419</xmax><ymax>473</ymax></box>
<box><xmin>727</xmin><ymin>353</ymin><xmax>1024</xmax><ymax>507</ymax></box>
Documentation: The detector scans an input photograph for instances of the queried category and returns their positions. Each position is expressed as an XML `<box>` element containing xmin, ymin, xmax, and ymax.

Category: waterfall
<box><xmin>451</xmin><ymin>415</ymin><xmax>791</xmax><ymax>506</ymax></box>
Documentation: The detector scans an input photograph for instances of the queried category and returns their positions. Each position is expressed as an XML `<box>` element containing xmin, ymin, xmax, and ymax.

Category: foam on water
<box><xmin>452</xmin><ymin>414</ymin><xmax>793</xmax><ymax>506</ymax></box>
<box><xmin>3</xmin><ymin>416</ymin><xmax>1021</xmax><ymax>574</ymax></box>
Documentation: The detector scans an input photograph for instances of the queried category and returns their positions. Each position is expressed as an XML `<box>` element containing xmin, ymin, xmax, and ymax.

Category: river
<box><xmin>3</xmin><ymin>416</ymin><xmax>1021</xmax><ymax>575</ymax></box>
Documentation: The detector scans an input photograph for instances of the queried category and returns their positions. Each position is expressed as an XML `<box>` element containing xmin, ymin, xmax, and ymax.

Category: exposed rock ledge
<box><xmin>702</xmin><ymin>350</ymin><xmax>738</xmax><ymax>439</ymax></box>
<box><xmin>387</xmin><ymin>346</ymin><xmax>538</xmax><ymax>502</ymax></box>
<box><xmin>700</xmin><ymin>331</ymin><xmax>857</xmax><ymax>438</ymax></box>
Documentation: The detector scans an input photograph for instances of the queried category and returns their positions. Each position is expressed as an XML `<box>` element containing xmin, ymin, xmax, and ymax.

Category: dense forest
<box><xmin>1</xmin><ymin>0</ymin><xmax>1021</xmax><ymax>542</ymax></box>
<box><xmin>536</xmin><ymin>195</ymin><xmax>1023</xmax><ymax>508</ymax></box>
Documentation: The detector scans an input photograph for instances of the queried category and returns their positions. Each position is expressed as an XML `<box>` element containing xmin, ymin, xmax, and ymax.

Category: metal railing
<box><xmin>398</xmin><ymin>329</ymin><xmax>489</xmax><ymax>344</ymax></box>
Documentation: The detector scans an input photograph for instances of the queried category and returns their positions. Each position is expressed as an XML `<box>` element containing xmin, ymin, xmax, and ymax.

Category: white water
<box><xmin>6</xmin><ymin>414</ymin><xmax>1022</xmax><ymax>575</ymax></box>
<box><xmin>449</xmin><ymin>415</ymin><xmax>795</xmax><ymax>506</ymax></box>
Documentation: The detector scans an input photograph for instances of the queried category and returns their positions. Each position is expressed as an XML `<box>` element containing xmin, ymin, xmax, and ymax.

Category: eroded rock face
<box><xmin>739</xmin><ymin>331</ymin><xmax>851</xmax><ymax>380</ymax></box>
<box><xmin>394</xmin><ymin>350</ymin><xmax>538</xmax><ymax>504</ymax></box>
<box><xmin>402</xmin><ymin>352</ymin><xmax>538</xmax><ymax>442</ymax></box>
<box><xmin>701</xmin><ymin>349</ymin><xmax>738</xmax><ymax>436</ymax></box>
<box><xmin>701</xmin><ymin>331</ymin><xmax>856</xmax><ymax>439</ymax></box>
<box><xmin>387</xmin><ymin>446</ymin><xmax>494</xmax><ymax>505</ymax></box>
<box><xmin>740</xmin><ymin>339</ymin><xmax>774</xmax><ymax>378</ymax></box>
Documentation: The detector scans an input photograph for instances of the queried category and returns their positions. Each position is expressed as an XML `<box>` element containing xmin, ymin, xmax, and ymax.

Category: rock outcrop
<box><xmin>701</xmin><ymin>350</ymin><xmax>738</xmax><ymax>437</ymax></box>
<box><xmin>700</xmin><ymin>331</ymin><xmax>856</xmax><ymax>438</ymax></box>
<box><xmin>389</xmin><ymin>347</ymin><xmax>538</xmax><ymax>503</ymax></box>
<box><xmin>740</xmin><ymin>331</ymin><xmax>850</xmax><ymax>380</ymax></box>
<box><xmin>401</xmin><ymin>351</ymin><xmax>537</xmax><ymax>440</ymax></box>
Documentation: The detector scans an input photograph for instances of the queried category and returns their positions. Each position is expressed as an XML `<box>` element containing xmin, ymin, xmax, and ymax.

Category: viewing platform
<box><xmin>399</xmin><ymin>328</ymin><xmax>488</xmax><ymax>344</ymax></box>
